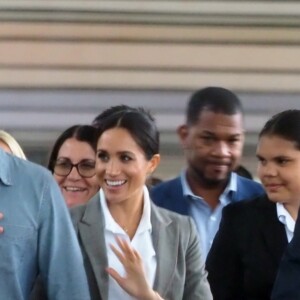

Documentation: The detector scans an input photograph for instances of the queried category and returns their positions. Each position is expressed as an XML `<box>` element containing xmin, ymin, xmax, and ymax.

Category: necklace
<box><xmin>121</xmin><ymin>225</ymin><xmax>129</xmax><ymax>233</ymax></box>
<box><xmin>116</xmin><ymin>208</ymin><xmax>142</xmax><ymax>235</ymax></box>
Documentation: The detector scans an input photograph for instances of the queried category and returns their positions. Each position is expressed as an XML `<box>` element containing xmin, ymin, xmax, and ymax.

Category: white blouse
<box><xmin>100</xmin><ymin>186</ymin><xmax>157</xmax><ymax>300</ymax></box>
<box><xmin>276</xmin><ymin>202</ymin><xmax>295</xmax><ymax>243</ymax></box>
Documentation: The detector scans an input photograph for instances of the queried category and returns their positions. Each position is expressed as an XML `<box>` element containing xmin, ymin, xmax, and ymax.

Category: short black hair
<box><xmin>235</xmin><ymin>165</ymin><xmax>253</xmax><ymax>180</ymax></box>
<box><xmin>259</xmin><ymin>109</ymin><xmax>300</xmax><ymax>150</ymax></box>
<box><xmin>48</xmin><ymin>125</ymin><xmax>98</xmax><ymax>173</ymax></box>
<box><xmin>97</xmin><ymin>105</ymin><xmax>159</xmax><ymax>160</ymax></box>
<box><xmin>186</xmin><ymin>87</ymin><xmax>243</xmax><ymax>125</ymax></box>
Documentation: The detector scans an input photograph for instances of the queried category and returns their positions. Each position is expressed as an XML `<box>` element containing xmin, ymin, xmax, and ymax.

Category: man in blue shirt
<box><xmin>0</xmin><ymin>149</ymin><xmax>90</xmax><ymax>300</ymax></box>
<box><xmin>151</xmin><ymin>87</ymin><xmax>264</xmax><ymax>259</ymax></box>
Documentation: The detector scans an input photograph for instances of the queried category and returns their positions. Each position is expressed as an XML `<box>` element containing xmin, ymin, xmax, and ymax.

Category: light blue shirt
<box><xmin>181</xmin><ymin>171</ymin><xmax>237</xmax><ymax>259</ymax></box>
<box><xmin>0</xmin><ymin>150</ymin><xmax>90</xmax><ymax>300</ymax></box>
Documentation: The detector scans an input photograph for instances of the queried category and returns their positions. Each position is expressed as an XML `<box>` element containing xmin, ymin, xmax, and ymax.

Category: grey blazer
<box><xmin>70</xmin><ymin>193</ymin><xmax>212</xmax><ymax>300</ymax></box>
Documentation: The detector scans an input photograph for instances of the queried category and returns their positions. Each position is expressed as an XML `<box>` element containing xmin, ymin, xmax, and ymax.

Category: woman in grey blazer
<box><xmin>71</xmin><ymin>105</ymin><xmax>212</xmax><ymax>300</ymax></box>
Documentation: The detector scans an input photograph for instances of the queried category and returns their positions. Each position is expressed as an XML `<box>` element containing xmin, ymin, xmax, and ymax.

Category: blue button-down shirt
<box><xmin>181</xmin><ymin>171</ymin><xmax>237</xmax><ymax>259</ymax></box>
<box><xmin>0</xmin><ymin>150</ymin><xmax>90</xmax><ymax>300</ymax></box>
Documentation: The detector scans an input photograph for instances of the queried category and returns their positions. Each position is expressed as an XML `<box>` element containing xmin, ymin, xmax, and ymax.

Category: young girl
<box><xmin>207</xmin><ymin>109</ymin><xmax>300</xmax><ymax>300</ymax></box>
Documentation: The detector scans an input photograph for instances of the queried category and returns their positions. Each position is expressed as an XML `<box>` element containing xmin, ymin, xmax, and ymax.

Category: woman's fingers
<box><xmin>106</xmin><ymin>267</ymin><xmax>124</xmax><ymax>285</ymax></box>
<box><xmin>107</xmin><ymin>236</ymin><xmax>160</xmax><ymax>299</ymax></box>
<box><xmin>115</xmin><ymin>236</ymin><xmax>136</xmax><ymax>262</ymax></box>
<box><xmin>132</xmin><ymin>248</ymin><xmax>142</xmax><ymax>262</ymax></box>
<box><xmin>110</xmin><ymin>243</ymin><xmax>126</xmax><ymax>265</ymax></box>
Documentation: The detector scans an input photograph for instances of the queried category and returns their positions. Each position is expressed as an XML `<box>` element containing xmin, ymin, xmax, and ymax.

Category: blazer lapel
<box><xmin>151</xmin><ymin>204</ymin><xmax>179</xmax><ymax>298</ymax></box>
<box><xmin>259</xmin><ymin>198</ymin><xmax>288</xmax><ymax>264</ymax></box>
<box><xmin>78</xmin><ymin>195</ymin><xmax>109</xmax><ymax>300</ymax></box>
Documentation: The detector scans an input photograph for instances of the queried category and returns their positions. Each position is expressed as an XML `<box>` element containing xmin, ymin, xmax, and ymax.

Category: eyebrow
<box><xmin>97</xmin><ymin>149</ymin><xmax>134</xmax><ymax>156</ymax></box>
<box><xmin>201</xmin><ymin>130</ymin><xmax>242</xmax><ymax>137</ymax></box>
<box><xmin>256</xmin><ymin>154</ymin><xmax>291</xmax><ymax>161</ymax></box>
<box><xmin>56</xmin><ymin>157</ymin><xmax>71</xmax><ymax>161</ymax></box>
<box><xmin>56</xmin><ymin>157</ymin><xmax>95</xmax><ymax>162</ymax></box>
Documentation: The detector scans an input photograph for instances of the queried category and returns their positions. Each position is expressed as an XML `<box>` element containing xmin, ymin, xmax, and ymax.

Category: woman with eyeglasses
<box><xmin>48</xmin><ymin>125</ymin><xmax>100</xmax><ymax>208</ymax></box>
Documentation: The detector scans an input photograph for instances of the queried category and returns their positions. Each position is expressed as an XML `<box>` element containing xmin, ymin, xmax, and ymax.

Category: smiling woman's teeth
<box><xmin>65</xmin><ymin>187</ymin><xmax>85</xmax><ymax>192</ymax></box>
<box><xmin>106</xmin><ymin>180</ymin><xmax>126</xmax><ymax>187</ymax></box>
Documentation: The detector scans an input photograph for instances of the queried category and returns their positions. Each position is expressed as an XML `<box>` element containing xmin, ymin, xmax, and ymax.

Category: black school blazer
<box><xmin>206</xmin><ymin>194</ymin><xmax>288</xmax><ymax>300</ymax></box>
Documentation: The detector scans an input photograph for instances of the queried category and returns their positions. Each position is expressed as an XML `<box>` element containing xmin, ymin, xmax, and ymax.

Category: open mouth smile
<box><xmin>105</xmin><ymin>179</ymin><xmax>126</xmax><ymax>187</ymax></box>
<box><xmin>64</xmin><ymin>186</ymin><xmax>86</xmax><ymax>192</ymax></box>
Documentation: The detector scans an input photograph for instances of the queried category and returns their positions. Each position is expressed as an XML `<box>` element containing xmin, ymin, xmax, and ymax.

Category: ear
<box><xmin>147</xmin><ymin>154</ymin><xmax>160</xmax><ymax>174</ymax></box>
<box><xmin>177</xmin><ymin>124</ymin><xmax>189</xmax><ymax>148</ymax></box>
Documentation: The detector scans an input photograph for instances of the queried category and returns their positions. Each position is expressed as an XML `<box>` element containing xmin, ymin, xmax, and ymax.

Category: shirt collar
<box><xmin>180</xmin><ymin>170</ymin><xmax>237</xmax><ymax>203</ymax></box>
<box><xmin>276</xmin><ymin>202</ymin><xmax>295</xmax><ymax>234</ymax></box>
<box><xmin>100</xmin><ymin>186</ymin><xmax>152</xmax><ymax>234</ymax></box>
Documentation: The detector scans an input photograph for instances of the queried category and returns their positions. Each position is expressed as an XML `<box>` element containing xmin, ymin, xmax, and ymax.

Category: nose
<box><xmin>106</xmin><ymin>159</ymin><xmax>120</xmax><ymax>176</ymax></box>
<box><xmin>67</xmin><ymin>165</ymin><xmax>82</xmax><ymax>180</ymax></box>
<box><xmin>259</xmin><ymin>162</ymin><xmax>277</xmax><ymax>177</ymax></box>
<box><xmin>212</xmin><ymin>141</ymin><xmax>230</xmax><ymax>157</ymax></box>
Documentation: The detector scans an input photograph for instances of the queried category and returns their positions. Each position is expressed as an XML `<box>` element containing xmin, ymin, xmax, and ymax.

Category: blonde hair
<box><xmin>0</xmin><ymin>130</ymin><xmax>26</xmax><ymax>159</ymax></box>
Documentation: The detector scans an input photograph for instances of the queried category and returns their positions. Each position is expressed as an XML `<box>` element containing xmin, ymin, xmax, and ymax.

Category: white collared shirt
<box><xmin>276</xmin><ymin>202</ymin><xmax>295</xmax><ymax>243</ymax></box>
<box><xmin>100</xmin><ymin>186</ymin><xmax>157</xmax><ymax>300</ymax></box>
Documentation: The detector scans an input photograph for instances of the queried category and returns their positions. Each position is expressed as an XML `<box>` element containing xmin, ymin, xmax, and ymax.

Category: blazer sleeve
<box><xmin>183</xmin><ymin>218</ymin><xmax>213</xmax><ymax>300</ymax></box>
<box><xmin>272</xmin><ymin>213</ymin><xmax>300</xmax><ymax>299</ymax></box>
<box><xmin>206</xmin><ymin>206</ymin><xmax>244</xmax><ymax>300</ymax></box>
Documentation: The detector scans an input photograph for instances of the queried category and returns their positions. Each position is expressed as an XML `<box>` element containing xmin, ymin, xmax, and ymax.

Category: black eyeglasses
<box><xmin>53</xmin><ymin>159</ymin><xmax>96</xmax><ymax>178</ymax></box>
